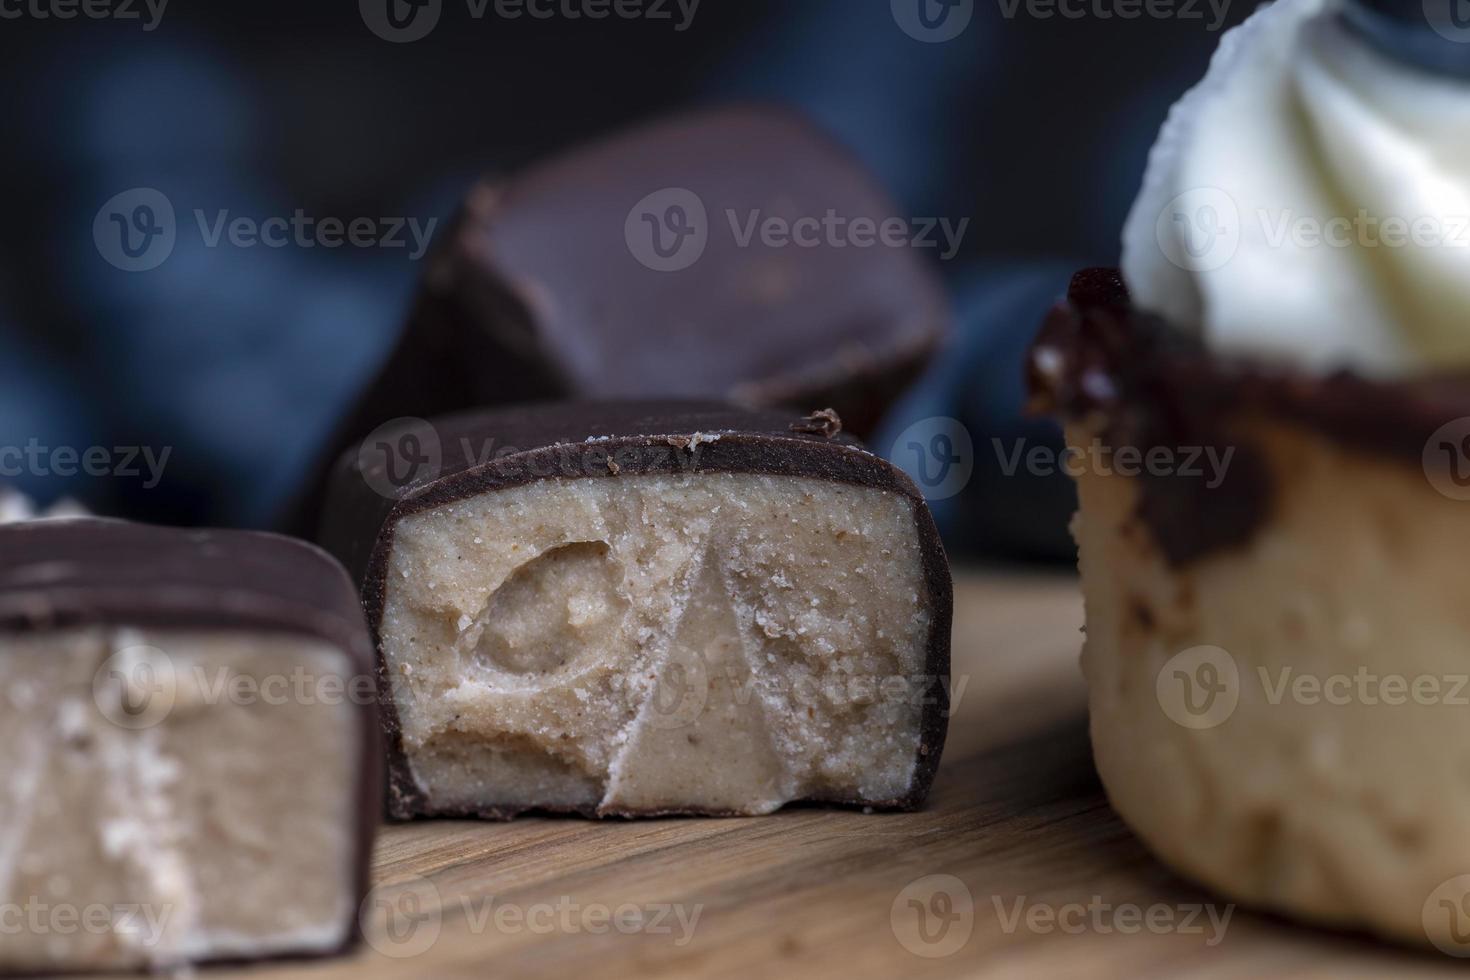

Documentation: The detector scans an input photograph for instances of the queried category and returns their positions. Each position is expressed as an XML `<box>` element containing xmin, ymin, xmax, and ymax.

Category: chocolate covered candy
<box><xmin>374</xmin><ymin>106</ymin><xmax>946</xmax><ymax>432</ymax></box>
<box><xmin>0</xmin><ymin>520</ymin><xmax>379</xmax><ymax>974</ymax></box>
<box><xmin>321</xmin><ymin>402</ymin><xmax>952</xmax><ymax>819</ymax></box>
<box><xmin>284</xmin><ymin>107</ymin><xmax>951</xmax><ymax>535</ymax></box>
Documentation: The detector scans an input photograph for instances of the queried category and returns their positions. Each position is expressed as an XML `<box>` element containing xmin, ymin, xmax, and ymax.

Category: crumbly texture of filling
<box><xmin>380</xmin><ymin>473</ymin><xmax>934</xmax><ymax>815</ymax></box>
<box><xmin>0</xmin><ymin>627</ymin><xmax>361</xmax><ymax>972</ymax></box>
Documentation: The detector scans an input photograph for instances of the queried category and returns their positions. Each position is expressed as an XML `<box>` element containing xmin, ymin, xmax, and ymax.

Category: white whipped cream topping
<box><xmin>1122</xmin><ymin>0</ymin><xmax>1470</xmax><ymax>377</ymax></box>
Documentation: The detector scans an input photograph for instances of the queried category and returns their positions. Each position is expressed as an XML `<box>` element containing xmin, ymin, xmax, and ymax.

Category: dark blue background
<box><xmin>0</xmin><ymin>0</ymin><xmax>1250</xmax><ymax>556</ymax></box>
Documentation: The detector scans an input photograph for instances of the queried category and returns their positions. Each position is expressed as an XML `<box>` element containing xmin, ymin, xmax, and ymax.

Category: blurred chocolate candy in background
<box><xmin>0</xmin><ymin>0</ymin><xmax>1246</xmax><ymax>559</ymax></box>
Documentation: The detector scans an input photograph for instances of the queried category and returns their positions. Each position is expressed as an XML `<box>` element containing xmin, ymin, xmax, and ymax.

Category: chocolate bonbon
<box><xmin>0</xmin><ymin>519</ymin><xmax>379</xmax><ymax>974</ymax></box>
<box><xmin>285</xmin><ymin>106</ymin><xmax>950</xmax><ymax>535</ymax></box>
<box><xmin>321</xmin><ymin>401</ymin><xmax>952</xmax><ymax>819</ymax></box>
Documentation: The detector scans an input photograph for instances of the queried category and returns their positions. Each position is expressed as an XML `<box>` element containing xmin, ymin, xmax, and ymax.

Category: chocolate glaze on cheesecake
<box><xmin>1027</xmin><ymin>269</ymin><xmax>1470</xmax><ymax>566</ymax></box>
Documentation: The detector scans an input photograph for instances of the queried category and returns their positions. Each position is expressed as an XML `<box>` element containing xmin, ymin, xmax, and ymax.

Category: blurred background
<box><xmin>0</xmin><ymin>0</ymin><xmax>1252</xmax><ymax>557</ymax></box>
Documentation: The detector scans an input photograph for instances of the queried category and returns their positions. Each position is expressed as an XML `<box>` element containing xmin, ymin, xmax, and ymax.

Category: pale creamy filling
<box><xmin>0</xmin><ymin>628</ymin><xmax>361</xmax><ymax>972</ymax></box>
<box><xmin>379</xmin><ymin>473</ymin><xmax>935</xmax><ymax>815</ymax></box>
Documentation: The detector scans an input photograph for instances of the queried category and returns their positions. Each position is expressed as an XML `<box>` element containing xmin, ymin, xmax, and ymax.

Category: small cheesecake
<box><xmin>1030</xmin><ymin>269</ymin><xmax>1470</xmax><ymax>949</ymax></box>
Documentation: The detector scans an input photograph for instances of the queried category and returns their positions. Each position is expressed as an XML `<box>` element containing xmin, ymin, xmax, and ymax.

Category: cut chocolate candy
<box><xmin>320</xmin><ymin>402</ymin><xmax>952</xmax><ymax>819</ymax></box>
<box><xmin>0</xmin><ymin>519</ymin><xmax>379</xmax><ymax>974</ymax></box>
<box><xmin>285</xmin><ymin>106</ymin><xmax>950</xmax><ymax>534</ymax></box>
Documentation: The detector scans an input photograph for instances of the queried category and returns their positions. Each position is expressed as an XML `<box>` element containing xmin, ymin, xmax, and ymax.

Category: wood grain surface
<box><xmin>173</xmin><ymin>570</ymin><xmax>1464</xmax><ymax>980</ymax></box>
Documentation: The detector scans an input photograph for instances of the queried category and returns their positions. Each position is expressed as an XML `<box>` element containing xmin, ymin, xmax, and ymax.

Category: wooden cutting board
<box><xmin>192</xmin><ymin>571</ymin><xmax>1459</xmax><ymax>980</ymax></box>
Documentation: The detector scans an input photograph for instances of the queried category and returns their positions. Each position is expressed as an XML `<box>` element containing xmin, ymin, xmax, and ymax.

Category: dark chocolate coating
<box><xmin>1027</xmin><ymin>269</ymin><xmax>1470</xmax><ymax>565</ymax></box>
<box><xmin>283</xmin><ymin>105</ymin><xmax>950</xmax><ymax>534</ymax></box>
<box><xmin>318</xmin><ymin>400</ymin><xmax>953</xmax><ymax>821</ymax></box>
<box><xmin>0</xmin><ymin>519</ymin><xmax>381</xmax><ymax>967</ymax></box>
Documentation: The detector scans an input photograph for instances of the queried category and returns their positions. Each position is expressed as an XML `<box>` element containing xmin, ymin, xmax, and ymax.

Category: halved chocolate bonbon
<box><xmin>0</xmin><ymin>519</ymin><xmax>379</xmax><ymax>974</ymax></box>
<box><xmin>321</xmin><ymin>401</ymin><xmax>952</xmax><ymax>819</ymax></box>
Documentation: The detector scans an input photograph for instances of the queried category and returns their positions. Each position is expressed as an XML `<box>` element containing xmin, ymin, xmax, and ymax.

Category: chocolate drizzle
<box><xmin>1029</xmin><ymin>270</ymin><xmax>1274</xmax><ymax>565</ymax></box>
<box><xmin>1030</xmin><ymin>269</ymin><xmax>1470</xmax><ymax>565</ymax></box>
